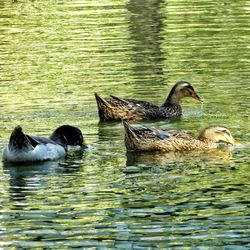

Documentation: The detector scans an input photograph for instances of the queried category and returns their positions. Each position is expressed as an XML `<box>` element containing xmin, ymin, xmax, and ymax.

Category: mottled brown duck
<box><xmin>123</xmin><ymin>121</ymin><xmax>239</xmax><ymax>152</ymax></box>
<box><xmin>95</xmin><ymin>80</ymin><xmax>202</xmax><ymax>121</ymax></box>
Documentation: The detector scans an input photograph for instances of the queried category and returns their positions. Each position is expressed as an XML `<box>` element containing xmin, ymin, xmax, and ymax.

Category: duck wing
<box><xmin>131</xmin><ymin>125</ymin><xmax>193</xmax><ymax>141</ymax></box>
<box><xmin>166</xmin><ymin>130</ymin><xmax>194</xmax><ymax>140</ymax></box>
<box><xmin>110</xmin><ymin>96</ymin><xmax>159</xmax><ymax>109</ymax></box>
<box><xmin>27</xmin><ymin>135</ymin><xmax>57</xmax><ymax>146</ymax></box>
<box><xmin>8</xmin><ymin>126</ymin><xmax>58</xmax><ymax>152</ymax></box>
<box><xmin>142</xmin><ymin>127</ymin><xmax>173</xmax><ymax>140</ymax></box>
<box><xmin>125</xmin><ymin>125</ymin><xmax>171</xmax><ymax>141</ymax></box>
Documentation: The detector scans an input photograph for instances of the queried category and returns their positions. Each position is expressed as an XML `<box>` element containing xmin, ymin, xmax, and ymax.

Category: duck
<box><xmin>2</xmin><ymin>125</ymin><xmax>85</xmax><ymax>163</ymax></box>
<box><xmin>95</xmin><ymin>80</ymin><xmax>202</xmax><ymax>121</ymax></box>
<box><xmin>123</xmin><ymin>120</ymin><xmax>239</xmax><ymax>152</ymax></box>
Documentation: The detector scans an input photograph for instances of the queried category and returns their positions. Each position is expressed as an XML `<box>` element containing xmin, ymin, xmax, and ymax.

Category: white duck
<box><xmin>3</xmin><ymin>125</ymin><xmax>85</xmax><ymax>163</ymax></box>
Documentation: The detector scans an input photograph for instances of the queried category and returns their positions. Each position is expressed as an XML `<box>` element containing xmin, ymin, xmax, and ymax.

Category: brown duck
<box><xmin>95</xmin><ymin>80</ymin><xmax>202</xmax><ymax>121</ymax></box>
<box><xmin>123</xmin><ymin>121</ymin><xmax>239</xmax><ymax>152</ymax></box>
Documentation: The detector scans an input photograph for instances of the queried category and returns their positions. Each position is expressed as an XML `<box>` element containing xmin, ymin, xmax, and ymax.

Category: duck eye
<box><xmin>62</xmin><ymin>135</ymin><xmax>68</xmax><ymax>142</ymax></box>
<box><xmin>219</xmin><ymin>129</ymin><xmax>227</xmax><ymax>133</ymax></box>
<box><xmin>221</xmin><ymin>129</ymin><xmax>228</xmax><ymax>134</ymax></box>
<box><xmin>183</xmin><ymin>86</ymin><xmax>192</xmax><ymax>92</ymax></box>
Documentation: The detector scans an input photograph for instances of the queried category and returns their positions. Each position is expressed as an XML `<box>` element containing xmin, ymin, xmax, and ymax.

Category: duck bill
<box><xmin>228</xmin><ymin>137</ymin><xmax>240</xmax><ymax>146</ymax></box>
<box><xmin>231</xmin><ymin>139</ymin><xmax>240</xmax><ymax>146</ymax></box>
<box><xmin>191</xmin><ymin>91</ymin><xmax>203</xmax><ymax>102</ymax></box>
<box><xmin>81</xmin><ymin>140</ymin><xmax>88</xmax><ymax>148</ymax></box>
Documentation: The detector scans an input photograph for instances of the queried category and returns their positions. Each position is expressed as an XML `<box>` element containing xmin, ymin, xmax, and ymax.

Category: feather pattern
<box><xmin>95</xmin><ymin>80</ymin><xmax>201</xmax><ymax>121</ymax></box>
<box><xmin>123</xmin><ymin>121</ymin><xmax>239</xmax><ymax>152</ymax></box>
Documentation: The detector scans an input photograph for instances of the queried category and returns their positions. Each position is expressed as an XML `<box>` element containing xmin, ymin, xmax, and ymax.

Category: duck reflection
<box><xmin>97</xmin><ymin>121</ymin><xmax>124</xmax><ymax>142</ymax></box>
<box><xmin>126</xmin><ymin>148</ymin><xmax>235</xmax><ymax>167</ymax></box>
<box><xmin>3</xmin><ymin>157</ymin><xmax>84</xmax><ymax>203</ymax></box>
<box><xmin>2</xmin><ymin>161</ymin><xmax>59</xmax><ymax>202</ymax></box>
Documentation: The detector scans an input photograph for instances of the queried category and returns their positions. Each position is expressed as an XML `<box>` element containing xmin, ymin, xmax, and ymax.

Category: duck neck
<box><xmin>197</xmin><ymin>135</ymin><xmax>217</xmax><ymax>148</ymax></box>
<box><xmin>50</xmin><ymin>134</ymin><xmax>67</xmax><ymax>151</ymax></box>
<box><xmin>160</xmin><ymin>93</ymin><xmax>182</xmax><ymax>117</ymax></box>
<box><xmin>162</xmin><ymin>92</ymin><xmax>182</xmax><ymax>107</ymax></box>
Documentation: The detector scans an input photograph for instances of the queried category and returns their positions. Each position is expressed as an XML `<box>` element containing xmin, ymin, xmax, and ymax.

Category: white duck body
<box><xmin>2</xmin><ymin>125</ymin><xmax>84</xmax><ymax>163</ymax></box>
<box><xmin>3</xmin><ymin>140</ymin><xmax>66</xmax><ymax>162</ymax></box>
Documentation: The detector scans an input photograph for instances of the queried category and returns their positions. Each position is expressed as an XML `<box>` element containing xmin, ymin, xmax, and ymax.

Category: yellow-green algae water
<box><xmin>0</xmin><ymin>0</ymin><xmax>249</xmax><ymax>248</ymax></box>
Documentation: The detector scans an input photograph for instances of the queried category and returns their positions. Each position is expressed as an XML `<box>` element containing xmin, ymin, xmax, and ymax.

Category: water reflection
<box><xmin>3</xmin><ymin>161</ymin><xmax>59</xmax><ymax>202</ymax></box>
<box><xmin>127</xmin><ymin>0</ymin><xmax>165</xmax><ymax>88</ymax></box>
<box><xmin>3</xmin><ymin>157</ymin><xmax>86</xmax><ymax>203</ymax></box>
<box><xmin>0</xmin><ymin>0</ymin><xmax>249</xmax><ymax>248</ymax></box>
<box><xmin>126</xmin><ymin>148</ymin><xmax>235</xmax><ymax>167</ymax></box>
<box><xmin>97</xmin><ymin>121</ymin><xmax>123</xmax><ymax>140</ymax></box>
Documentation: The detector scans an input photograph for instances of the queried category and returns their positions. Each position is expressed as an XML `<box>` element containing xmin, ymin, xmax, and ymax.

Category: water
<box><xmin>0</xmin><ymin>0</ymin><xmax>249</xmax><ymax>248</ymax></box>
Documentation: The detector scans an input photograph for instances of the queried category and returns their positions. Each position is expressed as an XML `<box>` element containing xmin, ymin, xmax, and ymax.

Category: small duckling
<box><xmin>3</xmin><ymin>125</ymin><xmax>85</xmax><ymax>163</ymax></box>
<box><xmin>95</xmin><ymin>80</ymin><xmax>202</xmax><ymax>121</ymax></box>
<box><xmin>123</xmin><ymin>121</ymin><xmax>239</xmax><ymax>152</ymax></box>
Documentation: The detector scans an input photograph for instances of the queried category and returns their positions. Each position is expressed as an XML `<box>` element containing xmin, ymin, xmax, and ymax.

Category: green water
<box><xmin>0</xmin><ymin>0</ymin><xmax>249</xmax><ymax>248</ymax></box>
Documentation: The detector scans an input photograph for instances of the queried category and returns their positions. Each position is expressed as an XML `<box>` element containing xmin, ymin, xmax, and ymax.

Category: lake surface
<box><xmin>0</xmin><ymin>0</ymin><xmax>249</xmax><ymax>248</ymax></box>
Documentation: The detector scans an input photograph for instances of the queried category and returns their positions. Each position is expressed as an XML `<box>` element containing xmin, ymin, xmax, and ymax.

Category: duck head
<box><xmin>50</xmin><ymin>125</ymin><xmax>85</xmax><ymax>148</ymax></box>
<box><xmin>198</xmin><ymin>126</ymin><xmax>240</xmax><ymax>145</ymax></box>
<box><xmin>166</xmin><ymin>80</ymin><xmax>202</xmax><ymax>104</ymax></box>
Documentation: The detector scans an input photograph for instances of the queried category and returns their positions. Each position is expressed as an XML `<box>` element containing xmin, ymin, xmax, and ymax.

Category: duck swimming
<box><xmin>3</xmin><ymin>125</ymin><xmax>85</xmax><ymax>163</ymax></box>
<box><xmin>123</xmin><ymin>121</ymin><xmax>239</xmax><ymax>152</ymax></box>
<box><xmin>95</xmin><ymin>80</ymin><xmax>202</xmax><ymax>121</ymax></box>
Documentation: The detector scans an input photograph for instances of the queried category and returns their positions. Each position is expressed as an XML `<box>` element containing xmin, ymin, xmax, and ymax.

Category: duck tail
<box><xmin>95</xmin><ymin>93</ymin><xmax>110</xmax><ymax>108</ymax></box>
<box><xmin>122</xmin><ymin>120</ymin><xmax>139</xmax><ymax>150</ymax></box>
<box><xmin>94</xmin><ymin>93</ymin><xmax>113</xmax><ymax>120</ymax></box>
<box><xmin>8</xmin><ymin>126</ymin><xmax>34</xmax><ymax>152</ymax></box>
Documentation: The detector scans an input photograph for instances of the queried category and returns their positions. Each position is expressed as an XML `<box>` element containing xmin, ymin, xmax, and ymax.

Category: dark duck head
<box><xmin>49</xmin><ymin>125</ymin><xmax>85</xmax><ymax>150</ymax></box>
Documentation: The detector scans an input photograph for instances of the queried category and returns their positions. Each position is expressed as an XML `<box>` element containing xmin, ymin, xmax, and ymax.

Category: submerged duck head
<box><xmin>3</xmin><ymin>125</ymin><xmax>86</xmax><ymax>163</ymax></box>
<box><xmin>166</xmin><ymin>80</ymin><xmax>202</xmax><ymax>104</ymax></box>
<box><xmin>198</xmin><ymin>126</ymin><xmax>239</xmax><ymax>145</ymax></box>
<box><xmin>50</xmin><ymin>125</ymin><xmax>85</xmax><ymax>148</ymax></box>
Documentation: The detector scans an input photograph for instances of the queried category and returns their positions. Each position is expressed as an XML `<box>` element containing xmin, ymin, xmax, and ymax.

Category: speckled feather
<box><xmin>123</xmin><ymin>121</ymin><xmax>221</xmax><ymax>152</ymax></box>
<box><xmin>95</xmin><ymin>80</ymin><xmax>201</xmax><ymax>121</ymax></box>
